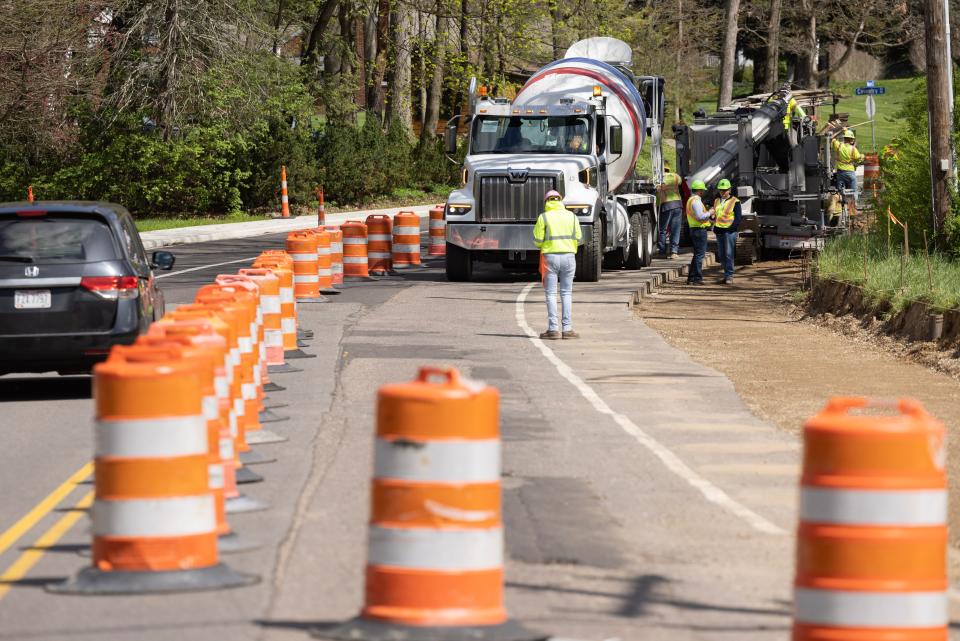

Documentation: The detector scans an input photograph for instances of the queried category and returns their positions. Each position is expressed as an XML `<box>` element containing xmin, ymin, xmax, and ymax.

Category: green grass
<box><xmin>828</xmin><ymin>77</ymin><xmax>918</xmax><ymax>152</ymax></box>
<box><xmin>817</xmin><ymin>234</ymin><xmax>960</xmax><ymax>312</ymax></box>
<box><xmin>135</xmin><ymin>212</ymin><xmax>273</xmax><ymax>232</ymax></box>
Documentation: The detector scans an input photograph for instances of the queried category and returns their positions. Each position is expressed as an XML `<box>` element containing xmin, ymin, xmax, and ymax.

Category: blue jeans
<box><xmin>836</xmin><ymin>170</ymin><xmax>858</xmax><ymax>203</ymax></box>
<box><xmin>658</xmin><ymin>203</ymin><xmax>682</xmax><ymax>254</ymax></box>
<box><xmin>687</xmin><ymin>228</ymin><xmax>708</xmax><ymax>283</ymax></box>
<box><xmin>544</xmin><ymin>252</ymin><xmax>576</xmax><ymax>331</ymax></box>
<box><xmin>715</xmin><ymin>231</ymin><xmax>738</xmax><ymax>280</ymax></box>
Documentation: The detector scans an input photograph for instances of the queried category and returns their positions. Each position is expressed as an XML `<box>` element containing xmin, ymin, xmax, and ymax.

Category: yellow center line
<box><xmin>0</xmin><ymin>461</ymin><xmax>92</xmax><ymax>559</ymax></box>
<box><xmin>0</xmin><ymin>490</ymin><xmax>94</xmax><ymax>601</ymax></box>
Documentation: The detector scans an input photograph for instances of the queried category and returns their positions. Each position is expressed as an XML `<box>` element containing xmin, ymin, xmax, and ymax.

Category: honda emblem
<box><xmin>508</xmin><ymin>168</ymin><xmax>529</xmax><ymax>183</ymax></box>
<box><xmin>24</xmin><ymin>266</ymin><xmax>39</xmax><ymax>277</ymax></box>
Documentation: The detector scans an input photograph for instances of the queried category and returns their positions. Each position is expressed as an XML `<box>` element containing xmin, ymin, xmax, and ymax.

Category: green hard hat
<box><xmin>717</xmin><ymin>178</ymin><xmax>732</xmax><ymax>190</ymax></box>
<box><xmin>691</xmin><ymin>180</ymin><xmax>706</xmax><ymax>191</ymax></box>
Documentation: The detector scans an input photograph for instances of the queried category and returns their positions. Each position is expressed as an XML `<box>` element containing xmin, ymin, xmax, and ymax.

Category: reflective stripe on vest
<box><xmin>713</xmin><ymin>196</ymin><xmax>738</xmax><ymax>229</ymax></box>
<box><xmin>536</xmin><ymin>204</ymin><xmax>580</xmax><ymax>253</ymax></box>
<box><xmin>686</xmin><ymin>195</ymin><xmax>710</xmax><ymax>228</ymax></box>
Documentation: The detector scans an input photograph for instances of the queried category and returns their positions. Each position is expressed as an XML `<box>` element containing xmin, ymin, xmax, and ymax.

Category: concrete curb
<box><xmin>140</xmin><ymin>204</ymin><xmax>438</xmax><ymax>251</ymax></box>
<box><xmin>628</xmin><ymin>252</ymin><xmax>719</xmax><ymax>307</ymax></box>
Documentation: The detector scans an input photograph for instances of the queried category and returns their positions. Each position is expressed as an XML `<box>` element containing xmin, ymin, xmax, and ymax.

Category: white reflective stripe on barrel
<box><xmin>800</xmin><ymin>487</ymin><xmax>947</xmax><ymax>526</ymax></box>
<box><xmin>294</xmin><ymin>274</ymin><xmax>320</xmax><ymax>283</ymax></box>
<box><xmin>228</xmin><ymin>411</ymin><xmax>238</xmax><ymax>436</ymax></box>
<box><xmin>214</xmin><ymin>375</ymin><xmax>229</xmax><ymax>400</ymax></box>
<box><xmin>318</xmin><ymin>246</ymin><xmax>331</xmax><ymax>255</ymax></box>
<box><xmin>261</xmin><ymin>295</ymin><xmax>281</xmax><ymax>314</ymax></box>
<box><xmin>234</xmin><ymin>398</ymin><xmax>245</xmax><ymax>417</ymax></box>
<box><xmin>238</xmin><ymin>336</ymin><xmax>252</xmax><ymax>354</ymax></box>
<box><xmin>343</xmin><ymin>256</ymin><xmax>368</xmax><ymax>264</ymax></box>
<box><xmin>392</xmin><ymin>244</ymin><xmax>420</xmax><ymax>253</ymax></box>
<box><xmin>265</xmin><ymin>330</ymin><xmax>284</xmax><ymax>347</ymax></box>
<box><xmin>793</xmin><ymin>588</ymin><xmax>948</xmax><ymax>628</ymax></box>
<box><xmin>280</xmin><ymin>287</ymin><xmax>295</xmax><ymax>304</ymax></box>
<box><xmin>291</xmin><ymin>253</ymin><xmax>318</xmax><ymax>261</ymax></box>
<box><xmin>281</xmin><ymin>194</ymin><xmax>289</xmax><ymax>203</ymax></box>
<box><xmin>430</xmin><ymin>220</ymin><xmax>445</xmax><ymax>228</ymax></box>
<box><xmin>208</xmin><ymin>463</ymin><xmax>225</xmax><ymax>490</ymax></box>
<box><xmin>242</xmin><ymin>383</ymin><xmax>256</xmax><ymax>401</ymax></box>
<box><xmin>219</xmin><ymin>437</ymin><xmax>234</xmax><ymax>460</ymax></box>
<box><xmin>331</xmin><ymin>243</ymin><xmax>342</xmax><ymax>252</ymax></box>
<box><xmin>228</xmin><ymin>348</ymin><xmax>240</xmax><ymax>369</ymax></box>
<box><xmin>430</xmin><ymin>236</ymin><xmax>445</xmax><ymax>244</ymax></box>
<box><xmin>318</xmin><ymin>268</ymin><xmax>333</xmax><ymax>276</ymax></box>
<box><xmin>368</xmin><ymin>252</ymin><xmax>391</xmax><ymax>259</ymax></box>
<box><xmin>202</xmin><ymin>395</ymin><xmax>219</xmax><ymax>421</ymax></box>
<box><xmin>96</xmin><ymin>416</ymin><xmax>207</xmax><ymax>458</ymax></box>
<box><xmin>332</xmin><ymin>264</ymin><xmax>344</xmax><ymax>273</ymax></box>
<box><xmin>343</xmin><ymin>238</ymin><xmax>368</xmax><ymax>245</ymax></box>
<box><xmin>281</xmin><ymin>318</ymin><xmax>296</xmax><ymax>333</ymax></box>
<box><xmin>367</xmin><ymin>525</ymin><xmax>502</xmax><ymax>570</ymax></box>
<box><xmin>93</xmin><ymin>495</ymin><xmax>216</xmax><ymax>537</ymax></box>
<box><xmin>394</xmin><ymin>226</ymin><xmax>420</xmax><ymax>235</ymax></box>
<box><xmin>374</xmin><ymin>438</ymin><xmax>500</xmax><ymax>483</ymax></box>
<box><xmin>369</xmin><ymin>234</ymin><xmax>392</xmax><ymax>241</ymax></box>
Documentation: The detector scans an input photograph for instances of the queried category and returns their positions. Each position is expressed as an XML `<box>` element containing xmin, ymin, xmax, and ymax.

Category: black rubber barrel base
<box><xmin>263</xmin><ymin>382</ymin><xmax>286</xmax><ymax>392</ymax></box>
<box><xmin>259</xmin><ymin>409</ymin><xmax>290</xmax><ymax>424</ymax></box>
<box><xmin>218</xmin><ymin>532</ymin><xmax>262</xmax><ymax>554</ymax></box>
<box><xmin>47</xmin><ymin>563</ymin><xmax>259</xmax><ymax>595</ymax></box>
<box><xmin>240</xmin><ymin>449</ymin><xmax>276</xmax><ymax>465</ymax></box>
<box><xmin>284</xmin><ymin>349</ymin><xmax>316</xmax><ymax>360</ymax></box>
<box><xmin>314</xmin><ymin>618</ymin><xmax>548</xmax><ymax>641</ymax></box>
<box><xmin>269</xmin><ymin>363</ymin><xmax>303</xmax><ymax>373</ymax></box>
<box><xmin>298</xmin><ymin>329</ymin><xmax>315</xmax><ymax>339</ymax></box>
<box><xmin>246</xmin><ymin>429</ymin><xmax>287</xmax><ymax>445</ymax></box>
<box><xmin>225</xmin><ymin>493</ymin><xmax>269</xmax><ymax>513</ymax></box>
<box><xmin>236</xmin><ymin>467</ymin><xmax>264</xmax><ymax>484</ymax></box>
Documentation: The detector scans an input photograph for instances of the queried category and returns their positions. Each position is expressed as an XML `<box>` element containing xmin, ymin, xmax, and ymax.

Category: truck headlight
<box><xmin>566</xmin><ymin>204</ymin><xmax>591</xmax><ymax>216</ymax></box>
<box><xmin>448</xmin><ymin>203</ymin><xmax>472</xmax><ymax>215</ymax></box>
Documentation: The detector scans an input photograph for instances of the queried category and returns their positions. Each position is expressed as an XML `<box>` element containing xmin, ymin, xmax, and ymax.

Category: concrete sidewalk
<box><xmin>140</xmin><ymin>204</ymin><xmax>438</xmax><ymax>250</ymax></box>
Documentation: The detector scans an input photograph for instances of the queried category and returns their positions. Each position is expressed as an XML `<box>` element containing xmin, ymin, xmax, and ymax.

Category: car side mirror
<box><xmin>151</xmin><ymin>250</ymin><xmax>175</xmax><ymax>271</ymax></box>
<box><xmin>445</xmin><ymin>124</ymin><xmax>458</xmax><ymax>155</ymax></box>
<box><xmin>609</xmin><ymin>125</ymin><xmax>623</xmax><ymax>155</ymax></box>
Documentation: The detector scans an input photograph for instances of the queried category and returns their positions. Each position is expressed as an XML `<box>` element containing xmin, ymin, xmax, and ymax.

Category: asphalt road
<box><xmin>2</xmin><ymin>227</ymin><xmax>960</xmax><ymax>640</ymax></box>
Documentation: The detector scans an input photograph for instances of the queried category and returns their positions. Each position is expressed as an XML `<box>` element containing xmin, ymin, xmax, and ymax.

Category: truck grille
<box><xmin>478</xmin><ymin>174</ymin><xmax>562</xmax><ymax>223</ymax></box>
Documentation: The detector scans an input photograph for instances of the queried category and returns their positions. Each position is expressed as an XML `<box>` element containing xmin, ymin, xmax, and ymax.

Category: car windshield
<box><xmin>471</xmin><ymin>115</ymin><xmax>592</xmax><ymax>155</ymax></box>
<box><xmin>0</xmin><ymin>215</ymin><xmax>119</xmax><ymax>263</ymax></box>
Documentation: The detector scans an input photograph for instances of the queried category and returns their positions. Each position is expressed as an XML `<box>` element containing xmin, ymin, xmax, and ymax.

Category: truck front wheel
<box><xmin>576</xmin><ymin>217</ymin><xmax>602</xmax><ymax>282</ymax></box>
<box><xmin>445</xmin><ymin>243</ymin><xmax>473</xmax><ymax>281</ymax></box>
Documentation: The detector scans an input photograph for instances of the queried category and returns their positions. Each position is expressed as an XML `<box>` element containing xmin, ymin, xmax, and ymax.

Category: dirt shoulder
<box><xmin>634</xmin><ymin>258</ymin><xmax>960</xmax><ymax>537</ymax></box>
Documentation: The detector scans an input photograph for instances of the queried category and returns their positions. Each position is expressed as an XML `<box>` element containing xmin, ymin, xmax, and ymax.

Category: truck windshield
<box><xmin>471</xmin><ymin>115</ymin><xmax>592</xmax><ymax>155</ymax></box>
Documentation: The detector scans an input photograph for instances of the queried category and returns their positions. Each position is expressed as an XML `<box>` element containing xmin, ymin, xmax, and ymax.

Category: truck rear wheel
<box><xmin>576</xmin><ymin>218</ymin><xmax>602</xmax><ymax>282</ymax></box>
<box><xmin>625</xmin><ymin>211</ymin><xmax>642</xmax><ymax>269</ymax></box>
<box><xmin>445</xmin><ymin>243</ymin><xmax>472</xmax><ymax>281</ymax></box>
<box><xmin>639</xmin><ymin>213</ymin><xmax>653</xmax><ymax>267</ymax></box>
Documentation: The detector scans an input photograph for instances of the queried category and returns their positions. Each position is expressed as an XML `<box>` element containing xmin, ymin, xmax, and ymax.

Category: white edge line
<box><xmin>156</xmin><ymin>256</ymin><xmax>258</xmax><ymax>279</ymax></box>
<box><xmin>515</xmin><ymin>282</ymin><xmax>786</xmax><ymax>536</ymax></box>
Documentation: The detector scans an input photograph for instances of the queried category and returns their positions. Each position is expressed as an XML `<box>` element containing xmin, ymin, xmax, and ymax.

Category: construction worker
<box><xmin>657</xmin><ymin>161</ymin><xmax>683</xmax><ymax>258</ymax></box>
<box><xmin>832</xmin><ymin>128</ymin><xmax>864</xmax><ymax>217</ymax></box>
<box><xmin>712</xmin><ymin>178</ymin><xmax>741</xmax><ymax>285</ymax></box>
<box><xmin>685</xmin><ymin>180</ymin><xmax>712</xmax><ymax>285</ymax></box>
<box><xmin>767</xmin><ymin>83</ymin><xmax>807</xmax><ymax>145</ymax></box>
<box><xmin>533</xmin><ymin>190</ymin><xmax>582</xmax><ymax>339</ymax></box>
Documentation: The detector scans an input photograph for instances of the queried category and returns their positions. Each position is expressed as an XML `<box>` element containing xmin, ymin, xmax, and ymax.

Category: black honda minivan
<box><xmin>0</xmin><ymin>202</ymin><xmax>175</xmax><ymax>375</ymax></box>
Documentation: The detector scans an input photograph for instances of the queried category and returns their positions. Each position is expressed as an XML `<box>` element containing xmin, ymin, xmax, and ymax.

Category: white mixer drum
<box><xmin>515</xmin><ymin>55</ymin><xmax>646</xmax><ymax>191</ymax></box>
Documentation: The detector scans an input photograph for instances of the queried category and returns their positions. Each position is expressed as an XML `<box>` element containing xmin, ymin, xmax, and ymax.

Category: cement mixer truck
<box><xmin>442</xmin><ymin>37</ymin><xmax>665</xmax><ymax>282</ymax></box>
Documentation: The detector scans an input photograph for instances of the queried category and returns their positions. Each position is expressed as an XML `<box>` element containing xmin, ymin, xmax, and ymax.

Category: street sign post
<box><xmin>865</xmin><ymin>95</ymin><xmax>877</xmax><ymax>150</ymax></box>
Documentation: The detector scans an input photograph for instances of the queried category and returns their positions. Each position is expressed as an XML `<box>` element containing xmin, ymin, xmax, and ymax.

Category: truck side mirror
<box><xmin>609</xmin><ymin>125</ymin><xmax>623</xmax><ymax>155</ymax></box>
<box><xmin>445</xmin><ymin>124</ymin><xmax>458</xmax><ymax>155</ymax></box>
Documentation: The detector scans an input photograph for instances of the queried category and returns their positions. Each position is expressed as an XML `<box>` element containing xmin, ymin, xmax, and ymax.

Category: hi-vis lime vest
<box><xmin>713</xmin><ymin>196</ymin><xmax>739</xmax><ymax>229</ymax></box>
<box><xmin>686</xmin><ymin>195</ymin><xmax>711</xmax><ymax>229</ymax></box>
<box><xmin>767</xmin><ymin>95</ymin><xmax>806</xmax><ymax>129</ymax></box>
<box><xmin>534</xmin><ymin>201</ymin><xmax>582</xmax><ymax>254</ymax></box>
<box><xmin>832</xmin><ymin>138</ymin><xmax>864</xmax><ymax>172</ymax></box>
<box><xmin>661</xmin><ymin>172</ymin><xmax>682</xmax><ymax>203</ymax></box>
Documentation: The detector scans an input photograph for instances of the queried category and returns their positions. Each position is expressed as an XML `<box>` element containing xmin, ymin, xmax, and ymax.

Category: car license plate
<box><xmin>14</xmin><ymin>289</ymin><xmax>51</xmax><ymax>309</ymax></box>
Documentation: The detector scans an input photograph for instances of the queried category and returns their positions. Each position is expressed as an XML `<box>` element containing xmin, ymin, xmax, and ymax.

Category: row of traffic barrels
<box><xmin>285</xmin><ymin>207</ymin><xmax>446</xmax><ymax>286</ymax></box>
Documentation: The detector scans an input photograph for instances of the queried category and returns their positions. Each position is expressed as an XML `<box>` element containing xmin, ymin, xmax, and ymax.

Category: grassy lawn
<box><xmin>818</xmin><ymin>234</ymin><xmax>960</xmax><ymax>312</ymax></box>
<box><xmin>828</xmin><ymin>77</ymin><xmax>918</xmax><ymax>152</ymax></box>
<box><xmin>136</xmin><ymin>212</ymin><xmax>272</xmax><ymax>232</ymax></box>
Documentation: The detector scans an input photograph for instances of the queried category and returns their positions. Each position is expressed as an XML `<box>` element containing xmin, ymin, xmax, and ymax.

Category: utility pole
<box><xmin>925</xmin><ymin>0</ymin><xmax>954</xmax><ymax>246</ymax></box>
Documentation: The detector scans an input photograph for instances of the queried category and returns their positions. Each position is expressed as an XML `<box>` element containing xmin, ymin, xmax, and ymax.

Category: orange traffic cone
<box><xmin>280</xmin><ymin>166</ymin><xmax>291</xmax><ymax>218</ymax></box>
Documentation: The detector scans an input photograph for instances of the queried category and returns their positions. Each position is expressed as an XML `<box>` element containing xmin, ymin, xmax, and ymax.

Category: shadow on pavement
<box><xmin>0</xmin><ymin>376</ymin><xmax>92</xmax><ymax>402</ymax></box>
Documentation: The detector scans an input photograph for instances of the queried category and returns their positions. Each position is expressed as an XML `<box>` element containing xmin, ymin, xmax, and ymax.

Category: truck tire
<box><xmin>735</xmin><ymin>234</ymin><xmax>756</xmax><ymax>266</ymax></box>
<box><xmin>625</xmin><ymin>211</ymin><xmax>642</xmax><ymax>269</ymax></box>
<box><xmin>576</xmin><ymin>217</ymin><xmax>602</xmax><ymax>282</ymax></box>
<box><xmin>639</xmin><ymin>213</ymin><xmax>653</xmax><ymax>267</ymax></box>
<box><xmin>445</xmin><ymin>243</ymin><xmax>472</xmax><ymax>281</ymax></box>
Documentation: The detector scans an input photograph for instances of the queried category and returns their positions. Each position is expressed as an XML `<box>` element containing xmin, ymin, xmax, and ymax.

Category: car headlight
<box><xmin>448</xmin><ymin>203</ymin><xmax>472</xmax><ymax>215</ymax></box>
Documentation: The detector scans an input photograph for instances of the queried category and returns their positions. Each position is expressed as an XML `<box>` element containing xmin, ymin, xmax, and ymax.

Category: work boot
<box><xmin>539</xmin><ymin>330</ymin><xmax>561</xmax><ymax>340</ymax></box>
<box><xmin>562</xmin><ymin>330</ymin><xmax>580</xmax><ymax>339</ymax></box>
<box><xmin>670</xmin><ymin>253</ymin><xmax>680</xmax><ymax>259</ymax></box>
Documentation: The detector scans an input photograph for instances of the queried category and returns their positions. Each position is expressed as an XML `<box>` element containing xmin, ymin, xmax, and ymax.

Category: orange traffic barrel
<box><xmin>327</xmin><ymin>367</ymin><xmax>542</xmax><ymax>640</ymax></box>
<box><xmin>863</xmin><ymin>152</ymin><xmax>882</xmax><ymax>200</ymax></box>
<box><xmin>286</xmin><ymin>231</ymin><xmax>320</xmax><ymax>299</ymax></box>
<box><xmin>366</xmin><ymin>214</ymin><xmax>393</xmax><ymax>275</ymax></box>
<box><xmin>50</xmin><ymin>345</ymin><xmax>257</xmax><ymax>594</ymax></box>
<box><xmin>325</xmin><ymin>226</ymin><xmax>344</xmax><ymax>285</ymax></box>
<box><xmin>165</xmin><ymin>305</ymin><xmax>263</xmax><ymax>486</ymax></box>
<box><xmin>252</xmin><ymin>256</ymin><xmax>298</xmax><ymax>351</ymax></box>
<box><xmin>239</xmin><ymin>268</ymin><xmax>284</xmax><ymax>366</ymax></box>
<box><xmin>342</xmin><ymin>220</ymin><xmax>369</xmax><ymax>279</ymax></box>
<box><xmin>392</xmin><ymin>211</ymin><xmax>421</xmax><ymax>267</ymax></box>
<box><xmin>314</xmin><ymin>227</ymin><xmax>335</xmax><ymax>291</ymax></box>
<box><xmin>213</xmin><ymin>274</ymin><xmax>269</xmax><ymax>395</ymax></box>
<box><xmin>793</xmin><ymin>397</ymin><xmax>947</xmax><ymax>640</ymax></box>
<box><xmin>428</xmin><ymin>205</ymin><xmax>445</xmax><ymax>256</ymax></box>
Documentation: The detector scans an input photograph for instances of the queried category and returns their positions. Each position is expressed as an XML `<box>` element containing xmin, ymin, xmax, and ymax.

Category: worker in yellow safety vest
<box><xmin>657</xmin><ymin>161</ymin><xmax>683</xmax><ymax>258</ymax></box>
<box><xmin>767</xmin><ymin>83</ymin><xmax>807</xmax><ymax>144</ymax></box>
<box><xmin>712</xmin><ymin>178</ymin><xmax>741</xmax><ymax>285</ymax></box>
<box><xmin>685</xmin><ymin>179</ymin><xmax>713</xmax><ymax>285</ymax></box>
<box><xmin>533</xmin><ymin>190</ymin><xmax>583</xmax><ymax>340</ymax></box>
<box><xmin>832</xmin><ymin>128</ymin><xmax>864</xmax><ymax>218</ymax></box>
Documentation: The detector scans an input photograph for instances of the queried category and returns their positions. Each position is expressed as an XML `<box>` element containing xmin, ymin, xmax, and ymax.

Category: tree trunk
<box><xmin>925</xmin><ymin>0</ymin><xmax>953</xmax><ymax>244</ymax></box>
<box><xmin>764</xmin><ymin>0</ymin><xmax>782</xmax><ymax>92</ymax></box>
<box><xmin>158</xmin><ymin>0</ymin><xmax>180</xmax><ymax>137</ymax></box>
<box><xmin>272</xmin><ymin>0</ymin><xmax>286</xmax><ymax>56</ymax></box>
<box><xmin>388</xmin><ymin>0</ymin><xmax>412</xmax><ymax>131</ymax></box>
<box><xmin>364</xmin><ymin>5</ymin><xmax>378</xmax><ymax>108</ymax></box>
<box><xmin>370</xmin><ymin>0</ymin><xmax>390</xmax><ymax>119</ymax></box>
<box><xmin>355</xmin><ymin>17</ymin><xmax>367</xmax><ymax>109</ymax></box>
<box><xmin>717</xmin><ymin>0</ymin><xmax>740</xmax><ymax>109</ymax></box>
<box><xmin>302</xmin><ymin>0</ymin><xmax>341</xmax><ymax>69</ymax></box>
<box><xmin>676</xmin><ymin>0</ymin><xmax>682</xmax><ymax>121</ymax></box>
<box><xmin>422</xmin><ymin>5</ymin><xmax>446</xmax><ymax>142</ymax></box>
